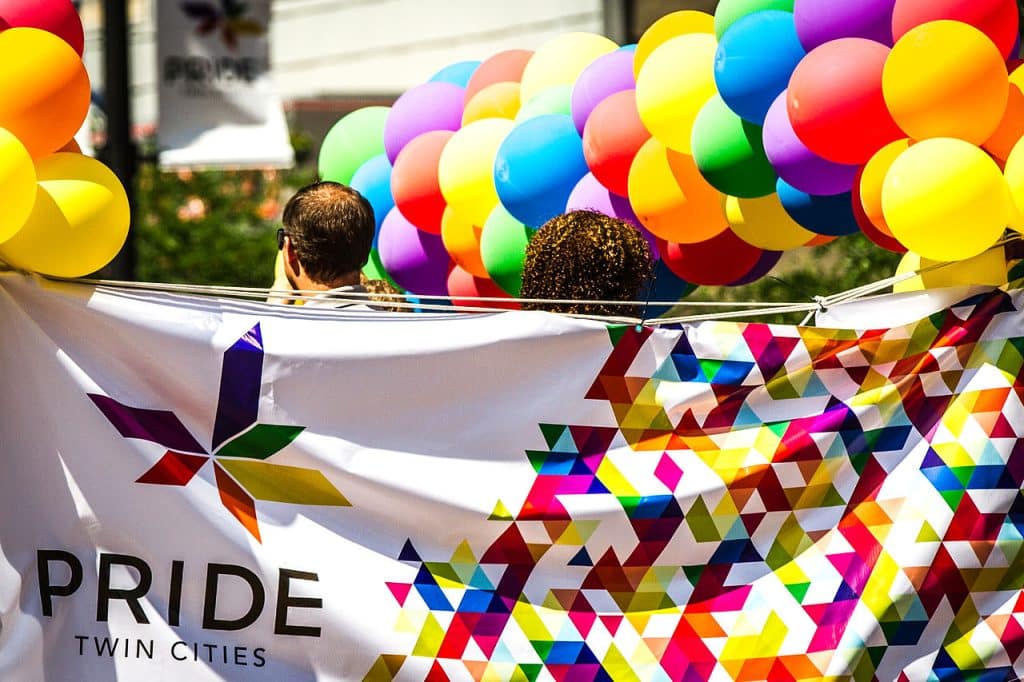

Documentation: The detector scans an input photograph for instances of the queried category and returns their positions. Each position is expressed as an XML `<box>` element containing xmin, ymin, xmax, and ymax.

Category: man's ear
<box><xmin>284</xmin><ymin>236</ymin><xmax>301</xmax><ymax>275</ymax></box>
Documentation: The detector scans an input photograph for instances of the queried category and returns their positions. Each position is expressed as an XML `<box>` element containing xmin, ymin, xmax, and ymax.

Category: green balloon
<box><xmin>714</xmin><ymin>0</ymin><xmax>794</xmax><ymax>38</ymax></box>
<box><xmin>480</xmin><ymin>205</ymin><xmax>534</xmax><ymax>296</ymax></box>
<box><xmin>362</xmin><ymin>248</ymin><xmax>403</xmax><ymax>293</ymax></box>
<box><xmin>690</xmin><ymin>95</ymin><xmax>776</xmax><ymax>199</ymax></box>
<box><xmin>318</xmin><ymin>106</ymin><xmax>390</xmax><ymax>185</ymax></box>
<box><xmin>515</xmin><ymin>85</ymin><xmax>573</xmax><ymax>122</ymax></box>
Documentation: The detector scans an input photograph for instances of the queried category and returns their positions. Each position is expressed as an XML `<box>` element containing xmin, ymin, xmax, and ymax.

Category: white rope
<box><xmin>15</xmin><ymin>233</ymin><xmax>1018</xmax><ymax>328</ymax></box>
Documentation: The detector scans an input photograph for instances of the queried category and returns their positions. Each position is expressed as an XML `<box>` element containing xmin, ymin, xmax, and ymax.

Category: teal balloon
<box><xmin>318</xmin><ymin>106</ymin><xmax>390</xmax><ymax>185</ymax></box>
<box><xmin>430</xmin><ymin>60</ymin><xmax>481</xmax><ymax>87</ymax></box>
<box><xmin>714</xmin><ymin>0</ymin><xmax>794</xmax><ymax>38</ymax></box>
<box><xmin>480</xmin><ymin>205</ymin><xmax>534</xmax><ymax>296</ymax></box>
<box><xmin>690</xmin><ymin>95</ymin><xmax>777</xmax><ymax>198</ymax></box>
<box><xmin>515</xmin><ymin>85</ymin><xmax>574</xmax><ymax>122</ymax></box>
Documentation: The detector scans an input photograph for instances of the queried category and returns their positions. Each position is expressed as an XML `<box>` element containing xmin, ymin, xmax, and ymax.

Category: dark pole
<box><xmin>99</xmin><ymin>0</ymin><xmax>136</xmax><ymax>280</ymax></box>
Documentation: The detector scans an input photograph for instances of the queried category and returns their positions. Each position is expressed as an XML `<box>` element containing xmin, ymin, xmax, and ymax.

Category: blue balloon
<box><xmin>350</xmin><ymin>153</ymin><xmax>394</xmax><ymax>249</ymax></box>
<box><xmin>429</xmin><ymin>61</ymin><xmax>481</xmax><ymax>88</ymax></box>
<box><xmin>776</xmin><ymin>179</ymin><xmax>859</xmax><ymax>236</ymax></box>
<box><xmin>715</xmin><ymin>10</ymin><xmax>805</xmax><ymax>124</ymax></box>
<box><xmin>494</xmin><ymin>114</ymin><xmax>589</xmax><ymax>228</ymax></box>
<box><xmin>617</xmin><ymin>43</ymin><xmax>638</xmax><ymax>52</ymax></box>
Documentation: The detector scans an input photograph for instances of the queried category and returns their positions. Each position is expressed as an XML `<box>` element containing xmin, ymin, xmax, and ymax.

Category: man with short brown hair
<box><xmin>277</xmin><ymin>181</ymin><xmax>376</xmax><ymax>308</ymax></box>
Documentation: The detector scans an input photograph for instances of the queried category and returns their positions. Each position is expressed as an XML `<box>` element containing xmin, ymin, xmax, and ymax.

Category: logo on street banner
<box><xmin>88</xmin><ymin>323</ymin><xmax>349</xmax><ymax>541</ymax></box>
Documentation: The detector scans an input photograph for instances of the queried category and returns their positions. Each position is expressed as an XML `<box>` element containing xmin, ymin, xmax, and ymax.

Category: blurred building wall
<box><xmin>78</xmin><ymin>0</ymin><xmax>604</xmax><ymax>132</ymax></box>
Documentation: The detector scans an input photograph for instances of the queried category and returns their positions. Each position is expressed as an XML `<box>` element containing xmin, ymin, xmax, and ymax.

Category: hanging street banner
<box><xmin>157</xmin><ymin>0</ymin><xmax>293</xmax><ymax>170</ymax></box>
<box><xmin>2</xmin><ymin>273</ymin><xmax>1024</xmax><ymax>680</ymax></box>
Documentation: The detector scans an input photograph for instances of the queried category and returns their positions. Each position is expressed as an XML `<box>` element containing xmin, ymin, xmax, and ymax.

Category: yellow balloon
<box><xmin>627</xmin><ymin>136</ymin><xmax>727</xmax><ymax>243</ymax></box>
<box><xmin>0</xmin><ymin>153</ymin><xmax>129</xmax><ymax>277</ymax></box>
<box><xmin>882</xmin><ymin>138</ymin><xmax>1011</xmax><ymax>261</ymax></box>
<box><xmin>1005</xmin><ymin>136</ymin><xmax>1024</xmax><ymax>229</ymax></box>
<box><xmin>725</xmin><ymin>194</ymin><xmax>817</xmax><ymax>251</ymax></box>
<box><xmin>437</xmin><ymin>118</ymin><xmax>514</xmax><ymax>227</ymax></box>
<box><xmin>440</xmin><ymin>206</ymin><xmax>487</xmax><ymax>277</ymax></box>
<box><xmin>519</xmin><ymin>32</ymin><xmax>618</xmax><ymax>105</ymax></box>
<box><xmin>894</xmin><ymin>247</ymin><xmax>1007</xmax><ymax>293</ymax></box>
<box><xmin>636</xmin><ymin>33</ymin><xmax>717</xmax><ymax>153</ymax></box>
<box><xmin>882</xmin><ymin>20</ymin><xmax>1009</xmax><ymax>145</ymax></box>
<box><xmin>633</xmin><ymin>10</ymin><xmax>715</xmax><ymax>79</ymax></box>
<box><xmin>462</xmin><ymin>82</ymin><xmax>520</xmax><ymax>125</ymax></box>
<box><xmin>859</xmin><ymin>139</ymin><xmax>912</xmax><ymax>237</ymax></box>
<box><xmin>0</xmin><ymin>127</ymin><xmax>37</xmax><ymax>243</ymax></box>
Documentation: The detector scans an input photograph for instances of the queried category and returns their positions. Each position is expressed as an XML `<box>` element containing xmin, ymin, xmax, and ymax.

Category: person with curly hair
<box><xmin>520</xmin><ymin>210</ymin><xmax>654</xmax><ymax>317</ymax></box>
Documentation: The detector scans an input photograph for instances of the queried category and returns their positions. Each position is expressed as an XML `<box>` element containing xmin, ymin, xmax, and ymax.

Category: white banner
<box><xmin>4</xmin><ymin>273</ymin><xmax>1024</xmax><ymax>680</ymax></box>
<box><xmin>157</xmin><ymin>0</ymin><xmax>293</xmax><ymax>170</ymax></box>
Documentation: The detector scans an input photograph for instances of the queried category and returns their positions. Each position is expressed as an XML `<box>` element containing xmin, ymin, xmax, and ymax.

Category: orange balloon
<box><xmin>985</xmin><ymin>65</ymin><xmax>1024</xmax><ymax>161</ymax></box>
<box><xmin>882</xmin><ymin>20</ymin><xmax>1008</xmax><ymax>145</ymax></box>
<box><xmin>58</xmin><ymin>137</ymin><xmax>82</xmax><ymax>154</ymax></box>
<box><xmin>462</xmin><ymin>82</ymin><xmax>521</xmax><ymax>125</ymax></box>
<box><xmin>805</xmin><ymin>234</ymin><xmax>837</xmax><ymax>246</ymax></box>
<box><xmin>440</xmin><ymin>206</ymin><xmax>488</xmax><ymax>277</ymax></box>
<box><xmin>0</xmin><ymin>28</ymin><xmax>90</xmax><ymax>158</ymax></box>
<box><xmin>857</xmin><ymin>138</ymin><xmax>912</xmax><ymax>237</ymax></box>
<box><xmin>627</xmin><ymin>137</ymin><xmax>727</xmax><ymax>244</ymax></box>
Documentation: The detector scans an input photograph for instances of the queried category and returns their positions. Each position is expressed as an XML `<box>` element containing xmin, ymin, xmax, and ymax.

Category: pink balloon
<box><xmin>0</xmin><ymin>0</ymin><xmax>84</xmax><ymax>55</ymax></box>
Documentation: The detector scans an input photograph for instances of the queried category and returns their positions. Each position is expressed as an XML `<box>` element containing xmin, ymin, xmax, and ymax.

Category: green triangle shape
<box><xmin>607</xmin><ymin>324</ymin><xmax>631</xmax><ymax>348</ymax></box>
<box><xmin>539</xmin><ymin>424</ymin><xmax>567</xmax><ymax>450</ymax></box>
<box><xmin>766</xmin><ymin>421</ymin><xmax>789</xmax><ymax>438</ymax></box>
<box><xmin>697</xmin><ymin>359</ymin><xmax>720</xmax><ymax>382</ymax></box>
<box><xmin>526</xmin><ymin>450</ymin><xmax>548</xmax><ymax>474</ymax></box>
<box><xmin>950</xmin><ymin>466</ymin><xmax>974</xmax><ymax>487</ymax></box>
<box><xmin>618</xmin><ymin>496</ymin><xmax>642</xmax><ymax>517</ymax></box>
<box><xmin>850</xmin><ymin>451</ymin><xmax>871</xmax><ymax>475</ymax></box>
<box><xmin>940</xmin><ymin>489</ymin><xmax>965</xmax><ymax>512</ymax></box>
<box><xmin>785</xmin><ymin>582</ymin><xmax>810</xmax><ymax>603</ymax></box>
<box><xmin>683</xmin><ymin>564</ymin><xmax>705</xmax><ymax>586</ymax></box>
<box><xmin>868</xmin><ymin>645</ymin><xmax>887</xmax><ymax>667</ymax></box>
<box><xmin>685</xmin><ymin>496</ymin><xmax>720</xmax><ymax>543</ymax></box>
<box><xmin>821</xmin><ymin>484</ymin><xmax>846</xmax><ymax>508</ymax></box>
<box><xmin>530</xmin><ymin>640</ymin><xmax>554</xmax><ymax>660</ymax></box>
<box><xmin>517</xmin><ymin>664</ymin><xmax>543</xmax><ymax>682</ymax></box>
<box><xmin>490</xmin><ymin>500</ymin><xmax>513</xmax><ymax>521</ymax></box>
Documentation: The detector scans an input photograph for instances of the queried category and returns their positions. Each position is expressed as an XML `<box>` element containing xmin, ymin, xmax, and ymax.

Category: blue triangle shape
<box><xmin>569</xmin><ymin>547</ymin><xmax>593</xmax><ymax>567</ymax></box>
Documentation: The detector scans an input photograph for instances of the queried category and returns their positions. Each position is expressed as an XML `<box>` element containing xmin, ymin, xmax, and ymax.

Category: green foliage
<box><xmin>134</xmin><ymin>161</ymin><xmax>316</xmax><ymax>286</ymax></box>
<box><xmin>677</xmin><ymin>234</ymin><xmax>903</xmax><ymax>324</ymax></box>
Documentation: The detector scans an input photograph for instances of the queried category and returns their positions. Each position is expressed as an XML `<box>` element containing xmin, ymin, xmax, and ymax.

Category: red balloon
<box><xmin>892</xmin><ymin>0</ymin><xmax>1019</xmax><ymax>60</ymax></box>
<box><xmin>464</xmin><ymin>50</ymin><xmax>533</xmax><ymax>104</ymax></box>
<box><xmin>788</xmin><ymin>38</ymin><xmax>903</xmax><ymax>165</ymax></box>
<box><xmin>447</xmin><ymin>265</ymin><xmax>521</xmax><ymax>309</ymax></box>
<box><xmin>583</xmin><ymin>89</ymin><xmax>650</xmax><ymax>197</ymax></box>
<box><xmin>0</xmin><ymin>0</ymin><xmax>84</xmax><ymax>55</ymax></box>
<box><xmin>659</xmin><ymin>229</ymin><xmax>764</xmax><ymax>286</ymax></box>
<box><xmin>850</xmin><ymin>171</ymin><xmax>907</xmax><ymax>253</ymax></box>
<box><xmin>390</xmin><ymin>130</ymin><xmax>453</xmax><ymax>234</ymax></box>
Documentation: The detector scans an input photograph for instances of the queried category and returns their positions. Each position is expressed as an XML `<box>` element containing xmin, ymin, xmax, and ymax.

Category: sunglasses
<box><xmin>277</xmin><ymin>228</ymin><xmax>286</xmax><ymax>250</ymax></box>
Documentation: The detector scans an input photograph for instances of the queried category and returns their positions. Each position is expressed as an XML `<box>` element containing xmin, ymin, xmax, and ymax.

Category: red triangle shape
<box><xmin>386</xmin><ymin>582</ymin><xmax>411</xmax><ymax>606</ymax></box>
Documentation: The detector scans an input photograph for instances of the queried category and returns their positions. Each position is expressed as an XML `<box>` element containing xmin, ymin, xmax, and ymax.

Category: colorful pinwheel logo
<box><xmin>181</xmin><ymin>0</ymin><xmax>265</xmax><ymax>50</ymax></box>
<box><xmin>88</xmin><ymin>323</ymin><xmax>349</xmax><ymax>542</ymax></box>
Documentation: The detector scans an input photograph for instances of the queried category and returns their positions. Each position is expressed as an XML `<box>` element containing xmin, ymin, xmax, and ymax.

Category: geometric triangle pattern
<box><xmin>372</xmin><ymin>288</ymin><xmax>1024</xmax><ymax>680</ymax></box>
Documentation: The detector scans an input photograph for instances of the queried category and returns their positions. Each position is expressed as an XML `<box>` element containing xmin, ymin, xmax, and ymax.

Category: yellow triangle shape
<box><xmin>411</xmin><ymin>613</ymin><xmax>445</xmax><ymax>658</ymax></box>
<box><xmin>451</xmin><ymin>540</ymin><xmax>476</xmax><ymax>564</ymax></box>
<box><xmin>490</xmin><ymin>500</ymin><xmax>513</xmax><ymax>520</ymax></box>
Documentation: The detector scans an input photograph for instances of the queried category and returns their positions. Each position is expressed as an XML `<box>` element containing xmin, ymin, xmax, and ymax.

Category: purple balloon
<box><xmin>570</xmin><ymin>50</ymin><xmax>636</xmax><ymax>135</ymax></box>
<box><xmin>378</xmin><ymin>207</ymin><xmax>452</xmax><ymax>296</ymax></box>
<box><xmin>383</xmin><ymin>82</ymin><xmax>465</xmax><ymax>164</ymax></box>
<box><xmin>729</xmin><ymin>250</ymin><xmax>782</xmax><ymax>286</ymax></box>
<box><xmin>762</xmin><ymin>91</ymin><xmax>858</xmax><ymax>196</ymax></box>
<box><xmin>566</xmin><ymin>173</ymin><xmax>660</xmax><ymax>259</ymax></box>
<box><xmin>793</xmin><ymin>0</ymin><xmax>895</xmax><ymax>50</ymax></box>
